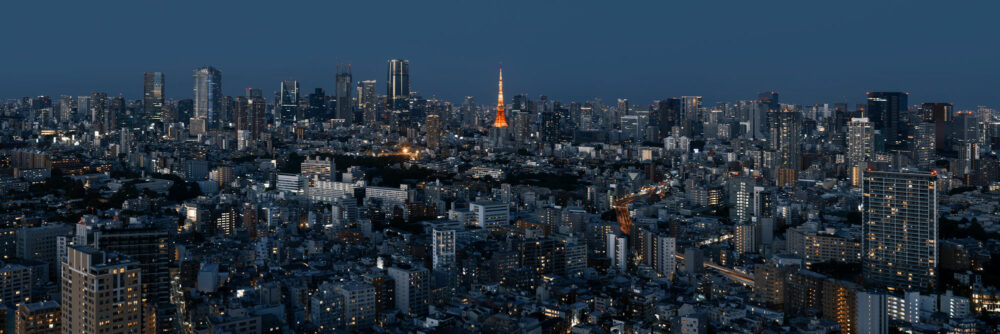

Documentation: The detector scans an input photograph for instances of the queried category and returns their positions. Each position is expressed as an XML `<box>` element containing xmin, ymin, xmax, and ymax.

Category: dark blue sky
<box><xmin>1</xmin><ymin>0</ymin><xmax>997</xmax><ymax>109</ymax></box>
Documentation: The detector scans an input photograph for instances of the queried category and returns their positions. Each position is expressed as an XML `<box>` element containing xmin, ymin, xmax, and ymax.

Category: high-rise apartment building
<box><xmin>358</xmin><ymin>80</ymin><xmax>378</xmax><ymax>127</ymax></box>
<box><xmin>61</xmin><ymin>246</ymin><xmax>141</xmax><ymax>334</ymax></box>
<box><xmin>847</xmin><ymin>117</ymin><xmax>874</xmax><ymax>186</ymax></box>
<box><xmin>432</xmin><ymin>228</ymin><xmax>456</xmax><ymax>270</ymax></box>
<box><xmin>143</xmin><ymin>72</ymin><xmax>165</xmax><ymax>121</ymax></box>
<box><xmin>913</xmin><ymin>122</ymin><xmax>936</xmax><ymax>167</ymax></box>
<box><xmin>862</xmin><ymin>171</ymin><xmax>938</xmax><ymax>292</ymax></box>
<box><xmin>769</xmin><ymin>109</ymin><xmax>801</xmax><ymax>187</ymax></box>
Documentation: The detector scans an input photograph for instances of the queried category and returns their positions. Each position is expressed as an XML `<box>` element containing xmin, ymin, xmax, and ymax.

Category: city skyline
<box><xmin>1</xmin><ymin>2</ymin><xmax>999</xmax><ymax>333</ymax></box>
<box><xmin>1</xmin><ymin>1</ymin><xmax>998</xmax><ymax>108</ymax></box>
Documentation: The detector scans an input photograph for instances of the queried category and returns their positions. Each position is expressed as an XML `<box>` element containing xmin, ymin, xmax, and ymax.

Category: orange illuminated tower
<box><xmin>492</xmin><ymin>65</ymin><xmax>508</xmax><ymax>128</ymax></box>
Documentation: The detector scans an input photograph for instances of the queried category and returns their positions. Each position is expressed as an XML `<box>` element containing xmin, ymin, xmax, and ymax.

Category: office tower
<box><xmin>754</xmin><ymin>92</ymin><xmax>779</xmax><ymax>140</ymax></box>
<box><xmin>358</xmin><ymin>80</ymin><xmax>378</xmax><ymax>127</ymax></box>
<box><xmin>606</xmin><ymin>233</ymin><xmax>627</xmax><ymax>272</ymax></box>
<box><xmin>90</xmin><ymin>92</ymin><xmax>108</xmax><ymax>134</ymax></box>
<box><xmin>847</xmin><ymin>117</ymin><xmax>874</xmax><ymax>186</ymax></box>
<box><xmin>920</xmin><ymin>102</ymin><xmax>953</xmax><ymax>151</ymax></box>
<box><xmin>432</xmin><ymin>228</ymin><xmax>456</xmax><ymax>270</ymax></box>
<box><xmin>143</xmin><ymin>72</ymin><xmax>165</xmax><ymax>121</ymax></box>
<box><xmin>770</xmin><ymin>109</ymin><xmax>801</xmax><ymax>187</ymax></box>
<box><xmin>620</xmin><ymin>115</ymin><xmax>641</xmax><ymax>141</ymax></box>
<box><xmin>61</xmin><ymin>246</ymin><xmax>141</xmax><ymax>334</ymax></box>
<box><xmin>387</xmin><ymin>266</ymin><xmax>429</xmax><ymax>317</ymax></box>
<box><xmin>387</xmin><ymin>59</ymin><xmax>410</xmax><ymax>111</ymax></box>
<box><xmin>913</xmin><ymin>122</ymin><xmax>936</xmax><ymax>167</ymax></box>
<box><xmin>857</xmin><ymin>291</ymin><xmax>889</xmax><ymax>334</ymax></box>
<box><xmin>656</xmin><ymin>98</ymin><xmax>681</xmax><ymax>137</ymax></box>
<box><xmin>278</xmin><ymin>80</ymin><xmax>299</xmax><ymax>123</ymax></box>
<box><xmin>17</xmin><ymin>300</ymin><xmax>61</xmax><ymax>334</ymax></box>
<box><xmin>76</xmin><ymin>96</ymin><xmax>90</xmax><ymax>124</ymax></box>
<box><xmin>493</xmin><ymin>65</ymin><xmax>508</xmax><ymax>128</ymax></box>
<box><xmin>0</xmin><ymin>263</ymin><xmax>32</xmax><ymax>304</ymax></box>
<box><xmin>336</xmin><ymin>67</ymin><xmax>353</xmax><ymax>123</ymax></box>
<box><xmin>91</xmin><ymin>223</ymin><xmax>170</xmax><ymax>307</ymax></box>
<box><xmin>425</xmin><ymin>114</ymin><xmax>442</xmax><ymax>149</ymax></box>
<box><xmin>862</xmin><ymin>171</ymin><xmax>938</xmax><ymax>291</ymax></box>
<box><xmin>306</xmin><ymin>88</ymin><xmax>326</xmax><ymax>118</ymax></box>
<box><xmin>236</xmin><ymin>90</ymin><xmax>266</xmax><ymax>141</ymax></box>
<box><xmin>192</xmin><ymin>66</ymin><xmax>222</xmax><ymax>131</ymax></box>
<box><xmin>866</xmin><ymin>92</ymin><xmax>908</xmax><ymax>150</ymax></box>
<box><xmin>616</xmin><ymin>98</ymin><xmax>629</xmax><ymax>124</ymax></box>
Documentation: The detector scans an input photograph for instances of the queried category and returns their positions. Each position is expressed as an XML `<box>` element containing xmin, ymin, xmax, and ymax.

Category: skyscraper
<box><xmin>656</xmin><ymin>98</ymin><xmax>681</xmax><ymax>137</ymax></box>
<box><xmin>90</xmin><ymin>92</ymin><xmax>108</xmax><ymax>134</ymax></box>
<box><xmin>358</xmin><ymin>80</ymin><xmax>378</xmax><ymax>127</ymax></box>
<box><xmin>193</xmin><ymin>67</ymin><xmax>222</xmax><ymax>132</ymax></box>
<box><xmin>769</xmin><ymin>109</ymin><xmax>801</xmax><ymax>187</ymax></box>
<box><xmin>920</xmin><ymin>102</ymin><xmax>953</xmax><ymax>151</ymax></box>
<box><xmin>387</xmin><ymin>59</ymin><xmax>410</xmax><ymax>111</ymax></box>
<box><xmin>278</xmin><ymin>80</ymin><xmax>300</xmax><ymax>123</ymax></box>
<box><xmin>754</xmin><ymin>92</ymin><xmax>779</xmax><ymax>140</ymax></box>
<box><xmin>336</xmin><ymin>67</ymin><xmax>353</xmax><ymax>123</ymax></box>
<box><xmin>862</xmin><ymin>171</ymin><xmax>938</xmax><ymax>292</ymax></box>
<box><xmin>61</xmin><ymin>246</ymin><xmax>142</xmax><ymax>334</ymax></box>
<box><xmin>847</xmin><ymin>117</ymin><xmax>874</xmax><ymax>186</ymax></box>
<box><xmin>913</xmin><ymin>122</ymin><xmax>936</xmax><ymax>167</ymax></box>
<box><xmin>493</xmin><ymin>65</ymin><xmax>508</xmax><ymax>128</ymax></box>
<box><xmin>143</xmin><ymin>72</ymin><xmax>165</xmax><ymax>121</ymax></box>
<box><xmin>866</xmin><ymin>92</ymin><xmax>908</xmax><ymax>150</ymax></box>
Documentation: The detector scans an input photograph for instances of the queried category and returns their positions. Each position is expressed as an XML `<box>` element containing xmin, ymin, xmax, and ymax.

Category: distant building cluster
<box><xmin>0</xmin><ymin>61</ymin><xmax>997</xmax><ymax>333</ymax></box>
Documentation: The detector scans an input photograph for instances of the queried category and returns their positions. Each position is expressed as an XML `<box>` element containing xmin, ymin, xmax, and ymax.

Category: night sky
<box><xmin>1</xmin><ymin>0</ymin><xmax>997</xmax><ymax>109</ymax></box>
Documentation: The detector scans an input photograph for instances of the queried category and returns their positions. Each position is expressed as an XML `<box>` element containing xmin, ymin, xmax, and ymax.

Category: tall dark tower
<box><xmin>866</xmin><ymin>92</ymin><xmax>908</xmax><ymax>150</ymax></box>
<box><xmin>754</xmin><ymin>91</ymin><xmax>779</xmax><ymax>140</ymax></box>
<box><xmin>336</xmin><ymin>65</ymin><xmax>353</xmax><ymax>123</ymax></box>
<box><xmin>656</xmin><ymin>98</ymin><xmax>681</xmax><ymax>137</ymax></box>
<box><xmin>143</xmin><ymin>72</ymin><xmax>165</xmax><ymax>121</ymax></box>
<box><xmin>387</xmin><ymin>59</ymin><xmax>410</xmax><ymax>111</ymax></box>
<box><xmin>278</xmin><ymin>80</ymin><xmax>299</xmax><ymax>123</ymax></box>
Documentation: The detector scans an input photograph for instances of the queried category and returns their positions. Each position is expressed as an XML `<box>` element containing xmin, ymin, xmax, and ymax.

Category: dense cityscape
<box><xmin>0</xmin><ymin>57</ymin><xmax>996</xmax><ymax>334</ymax></box>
